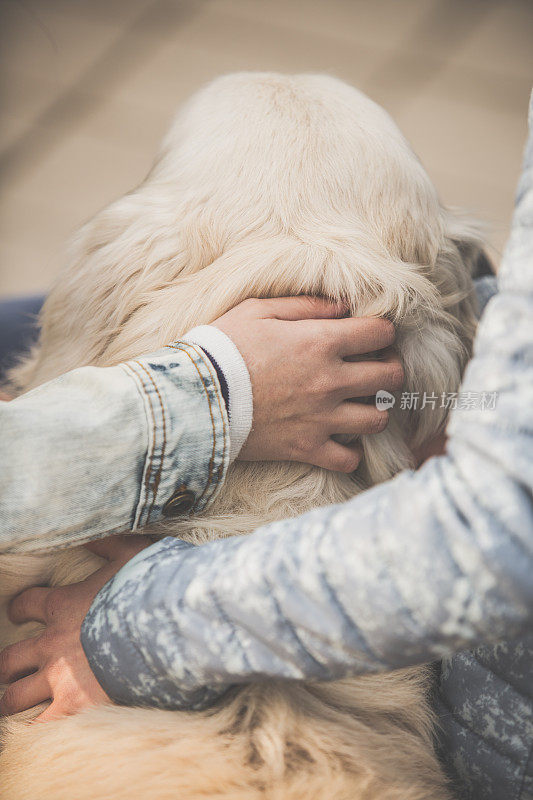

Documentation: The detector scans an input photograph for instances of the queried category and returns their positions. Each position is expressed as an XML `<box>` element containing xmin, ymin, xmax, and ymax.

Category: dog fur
<box><xmin>0</xmin><ymin>72</ymin><xmax>484</xmax><ymax>799</ymax></box>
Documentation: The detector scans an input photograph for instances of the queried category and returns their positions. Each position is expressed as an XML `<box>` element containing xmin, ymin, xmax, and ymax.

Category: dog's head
<box><xmin>20</xmin><ymin>72</ymin><xmax>487</xmax><ymax>485</ymax></box>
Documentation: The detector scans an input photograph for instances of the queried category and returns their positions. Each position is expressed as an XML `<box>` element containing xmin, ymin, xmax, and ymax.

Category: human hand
<box><xmin>214</xmin><ymin>297</ymin><xmax>403</xmax><ymax>472</ymax></box>
<box><xmin>0</xmin><ymin>535</ymin><xmax>151</xmax><ymax>722</ymax></box>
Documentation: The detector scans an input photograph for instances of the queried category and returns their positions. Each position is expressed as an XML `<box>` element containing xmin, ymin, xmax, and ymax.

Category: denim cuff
<box><xmin>123</xmin><ymin>341</ymin><xmax>230</xmax><ymax>528</ymax></box>
<box><xmin>182</xmin><ymin>326</ymin><xmax>253</xmax><ymax>462</ymax></box>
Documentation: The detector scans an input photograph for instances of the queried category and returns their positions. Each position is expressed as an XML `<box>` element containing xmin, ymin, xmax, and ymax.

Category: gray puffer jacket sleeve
<box><xmin>81</xmin><ymin>93</ymin><xmax>533</xmax><ymax>771</ymax></box>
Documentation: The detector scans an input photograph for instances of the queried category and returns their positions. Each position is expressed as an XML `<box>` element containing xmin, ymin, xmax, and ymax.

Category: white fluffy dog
<box><xmin>0</xmin><ymin>73</ymin><xmax>484</xmax><ymax>800</ymax></box>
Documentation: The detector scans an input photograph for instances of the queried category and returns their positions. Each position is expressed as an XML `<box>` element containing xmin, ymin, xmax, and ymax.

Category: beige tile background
<box><xmin>0</xmin><ymin>0</ymin><xmax>531</xmax><ymax>298</ymax></box>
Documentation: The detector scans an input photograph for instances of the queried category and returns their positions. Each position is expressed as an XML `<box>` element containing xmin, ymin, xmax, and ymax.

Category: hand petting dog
<box><xmin>0</xmin><ymin>535</ymin><xmax>151</xmax><ymax>721</ymax></box>
<box><xmin>214</xmin><ymin>296</ymin><xmax>402</xmax><ymax>471</ymax></box>
<box><xmin>0</xmin><ymin>296</ymin><xmax>405</xmax><ymax>722</ymax></box>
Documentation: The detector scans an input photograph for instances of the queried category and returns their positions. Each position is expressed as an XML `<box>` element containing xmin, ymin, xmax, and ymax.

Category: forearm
<box><xmin>82</xmin><ymin>96</ymin><xmax>533</xmax><ymax>710</ymax></box>
<box><xmin>82</xmin><ymin>290</ymin><xmax>533</xmax><ymax>709</ymax></box>
<box><xmin>0</xmin><ymin>343</ymin><xmax>229</xmax><ymax>553</ymax></box>
<box><xmin>82</xmin><ymin>360</ymin><xmax>532</xmax><ymax>712</ymax></box>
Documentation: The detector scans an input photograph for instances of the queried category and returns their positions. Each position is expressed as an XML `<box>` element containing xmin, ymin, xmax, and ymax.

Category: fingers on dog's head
<box><xmin>259</xmin><ymin>295</ymin><xmax>348</xmax><ymax>321</ymax></box>
<box><xmin>330</xmin><ymin>317</ymin><xmax>396</xmax><ymax>357</ymax></box>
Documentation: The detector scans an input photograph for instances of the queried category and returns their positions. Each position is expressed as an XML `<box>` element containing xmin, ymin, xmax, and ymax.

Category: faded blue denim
<box><xmin>0</xmin><ymin>343</ymin><xmax>229</xmax><ymax>552</ymax></box>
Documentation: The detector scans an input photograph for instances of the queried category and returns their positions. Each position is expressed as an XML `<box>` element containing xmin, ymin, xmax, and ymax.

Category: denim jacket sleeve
<box><xmin>0</xmin><ymin>343</ymin><xmax>229</xmax><ymax>553</ymax></box>
<box><xmin>81</xmin><ymin>93</ymin><xmax>533</xmax><ymax>713</ymax></box>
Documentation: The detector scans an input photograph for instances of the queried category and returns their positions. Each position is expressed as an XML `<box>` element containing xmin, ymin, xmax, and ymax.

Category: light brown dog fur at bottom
<box><xmin>0</xmin><ymin>72</ymin><xmax>485</xmax><ymax>799</ymax></box>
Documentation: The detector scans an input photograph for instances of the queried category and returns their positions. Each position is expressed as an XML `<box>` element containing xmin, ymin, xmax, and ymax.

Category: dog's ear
<box><xmin>428</xmin><ymin>212</ymin><xmax>491</xmax><ymax>358</ymax></box>
<box><xmin>443</xmin><ymin>211</ymin><xmax>495</xmax><ymax>278</ymax></box>
<box><xmin>378</xmin><ymin>211</ymin><xmax>489</xmax><ymax>462</ymax></box>
<box><xmin>455</xmin><ymin>240</ymin><xmax>495</xmax><ymax>279</ymax></box>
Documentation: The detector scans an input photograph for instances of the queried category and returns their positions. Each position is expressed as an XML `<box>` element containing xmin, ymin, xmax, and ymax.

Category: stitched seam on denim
<box><xmin>169</xmin><ymin>345</ymin><xmax>216</xmax><ymax>503</ymax></box>
<box><xmin>187</xmin><ymin>342</ymin><xmax>227</xmax><ymax>467</ymax></box>
<box><xmin>186</xmin><ymin>342</ymin><xmax>228</xmax><ymax>496</ymax></box>
<box><xmin>130</xmin><ymin>360</ymin><xmax>159</xmax><ymax>521</ymax></box>
<box><xmin>133</xmin><ymin>360</ymin><xmax>167</xmax><ymax>520</ymax></box>
<box><xmin>168</xmin><ymin>345</ymin><xmax>216</xmax><ymax>505</ymax></box>
<box><xmin>126</xmin><ymin>361</ymin><xmax>157</xmax><ymax>526</ymax></box>
<box><xmin>119</xmin><ymin>363</ymin><xmax>151</xmax><ymax>529</ymax></box>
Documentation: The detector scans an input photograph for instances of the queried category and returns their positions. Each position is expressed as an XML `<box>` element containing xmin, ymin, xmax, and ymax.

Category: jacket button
<box><xmin>162</xmin><ymin>486</ymin><xmax>196</xmax><ymax>517</ymax></box>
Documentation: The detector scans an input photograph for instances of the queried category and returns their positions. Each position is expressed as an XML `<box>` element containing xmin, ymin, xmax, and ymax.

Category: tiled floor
<box><xmin>0</xmin><ymin>0</ymin><xmax>531</xmax><ymax>297</ymax></box>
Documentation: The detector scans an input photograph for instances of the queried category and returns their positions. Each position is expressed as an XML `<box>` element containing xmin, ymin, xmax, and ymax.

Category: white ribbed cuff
<box><xmin>182</xmin><ymin>325</ymin><xmax>253</xmax><ymax>462</ymax></box>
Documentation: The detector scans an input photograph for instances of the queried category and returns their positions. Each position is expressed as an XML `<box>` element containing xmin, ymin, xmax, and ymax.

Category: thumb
<box><xmin>261</xmin><ymin>295</ymin><xmax>347</xmax><ymax>321</ymax></box>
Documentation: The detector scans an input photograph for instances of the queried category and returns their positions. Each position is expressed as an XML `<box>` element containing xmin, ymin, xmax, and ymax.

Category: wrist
<box><xmin>182</xmin><ymin>325</ymin><xmax>253</xmax><ymax>462</ymax></box>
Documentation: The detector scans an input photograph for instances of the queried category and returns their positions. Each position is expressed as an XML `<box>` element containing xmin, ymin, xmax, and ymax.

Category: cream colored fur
<box><xmin>0</xmin><ymin>73</ymin><xmax>484</xmax><ymax>799</ymax></box>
